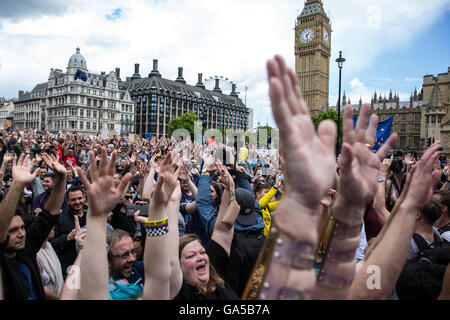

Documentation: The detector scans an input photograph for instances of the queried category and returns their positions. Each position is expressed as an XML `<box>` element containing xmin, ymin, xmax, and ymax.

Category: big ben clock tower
<box><xmin>295</xmin><ymin>0</ymin><xmax>331</xmax><ymax>115</ymax></box>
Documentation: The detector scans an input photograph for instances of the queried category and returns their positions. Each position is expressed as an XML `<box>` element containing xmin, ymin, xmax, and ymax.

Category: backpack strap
<box><xmin>438</xmin><ymin>223</ymin><xmax>450</xmax><ymax>235</ymax></box>
<box><xmin>412</xmin><ymin>233</ymin><xmax>431</xmax><ymax>252</ymax></box>
<box><xmin>432</xmin><ymin>230</ymin><xmax>444</xmax><ymax>247</ymax></box>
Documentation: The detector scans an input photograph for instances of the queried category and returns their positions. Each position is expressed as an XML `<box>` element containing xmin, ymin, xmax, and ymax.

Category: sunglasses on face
<box><xmin>109</xmin><ymin>248</ymin><xmax>138</xmax><ymax>260</ymax></box>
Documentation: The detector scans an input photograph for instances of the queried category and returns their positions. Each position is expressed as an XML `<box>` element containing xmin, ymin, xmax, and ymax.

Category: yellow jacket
<box><xmin>258</xmin><ymin>187</ymin><xmax>281</xmax><ymax>238</ymax></box>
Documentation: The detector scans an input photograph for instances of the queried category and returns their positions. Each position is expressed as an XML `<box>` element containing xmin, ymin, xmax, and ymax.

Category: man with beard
<box><xmin>50</xmin><ymin>186</ymin><xmax>88</xmax><ymax>278</ymax></box>
<box><xmin>0</xmin><ymin>153</ymin><xmax>66</xmax><ymax>300</ymax></box>
<box><xmin>106</xmin><ymin>229</ymin><xmax>144</xmax><ymax>300</ymax></box>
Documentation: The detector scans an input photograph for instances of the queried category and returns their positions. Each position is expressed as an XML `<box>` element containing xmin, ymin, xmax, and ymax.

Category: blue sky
<box><xmin>331</xmin><ymin>9</ymin><xmax>450</xmax><ymax>105</ymax></box>
<box><xmin>0</xmin><ymin>0</ymin><xmax>449</xmax><ymax>129</ymax></box>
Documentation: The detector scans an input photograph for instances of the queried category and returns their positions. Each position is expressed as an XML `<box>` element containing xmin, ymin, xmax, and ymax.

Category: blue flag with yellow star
<box><xmin>352</xmin><ymin>115</ymin><xmax>393</xmax><ymax>151</ymax></box>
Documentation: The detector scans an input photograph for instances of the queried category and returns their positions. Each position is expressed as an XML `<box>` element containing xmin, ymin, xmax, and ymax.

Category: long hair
<box><xmin>179</xmin><ymin>233</ymin><xmax>225</xmax><ymax>294</ymax></box>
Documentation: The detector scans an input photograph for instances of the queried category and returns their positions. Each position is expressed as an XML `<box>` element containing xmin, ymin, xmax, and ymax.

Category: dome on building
<box><xmin>68</xmin><ymin>47</ymin><xmax>87</xmax><ymax>70</ymax></box>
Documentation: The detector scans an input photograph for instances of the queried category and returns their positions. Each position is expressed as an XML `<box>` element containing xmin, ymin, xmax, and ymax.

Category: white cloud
<box><xmin>0</xmin><ymin>0</ymin><xmax>449</xmax><ymax>130</ymax></box>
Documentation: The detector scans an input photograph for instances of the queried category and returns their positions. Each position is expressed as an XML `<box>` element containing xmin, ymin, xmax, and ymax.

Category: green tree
<box><xmin>256</xmin><ymin>125</ymin><xmax>276</xmax><ymax>147</ymax></box>
<box><xmin>167</xmin><ymin>112</ymin><xmax>199</xmax><ymax>140</ymax></box>
<box><xmin>310</xmin><ymin>109</ymin><xmax>343</xmax><ymax>153</ymax></box>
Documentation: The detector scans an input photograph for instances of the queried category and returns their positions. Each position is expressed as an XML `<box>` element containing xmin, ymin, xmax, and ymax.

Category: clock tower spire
<box><xmin>295</xmin><ymin>0</ymin><xmax>331</xmax><ymax>115</ymax></box>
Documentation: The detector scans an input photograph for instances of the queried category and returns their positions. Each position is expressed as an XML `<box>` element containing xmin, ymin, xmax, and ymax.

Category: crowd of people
<box><xmin>0</xmin><ymin>55</ymin><xmax>449</xmax><ymax>300</ymax></box>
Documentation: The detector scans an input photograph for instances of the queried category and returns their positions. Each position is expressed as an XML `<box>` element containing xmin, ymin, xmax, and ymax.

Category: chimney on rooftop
<box><xmin>130</xmin><ymin>63</ymin><xmax>141</xmax><ymax>80</ymax></box>
<box><xmin>148</xmin><ymin>59</ymin><xmax>161</xmax><ymax>78</ymax></box>
<box><xmin>213</xmin><ymin>78</ymin><xmax>222</xmax><ymax>93</ymax></box>
<box><xmin>230</xmin><ymin>83</ymin><xmax>238</xmax><ymax>97</ymax></box>
<box><xmin>195</xmin><ymin>73</ymin><xmax>205</xmax><ymax>89</ymax></box>
<box><xmin>175</xmin><ymin>67</ymin><xmax>186</xmax><ymax>84</ymax></box>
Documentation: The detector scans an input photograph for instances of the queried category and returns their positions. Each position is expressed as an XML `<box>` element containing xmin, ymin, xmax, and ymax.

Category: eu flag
<box><xmin>352</xmin><ymin>115</ymin><xmax>393</xmax><ymax>151</ymax></box>
<box><xmin>74</xmin><ymin>69</ymin><xmax>87</xmax><ymax>82</ymax></box>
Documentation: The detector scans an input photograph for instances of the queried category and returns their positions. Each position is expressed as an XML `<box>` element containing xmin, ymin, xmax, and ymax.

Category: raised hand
<box><xmin>337</xmin><ymin>104</ymin><xmax>397</xmax><ymax>212</ymax></box>
<box><xmin>151</xmin><ymin>152</ymin><xmax>180</xmax><ymax>208</ymax></box>
<box><xmin>379</xmin><ymin>155</ymin><xmax>393</xmax><ymax>179</ymax></box>
<box><xmin>77</xmin><ymin>147</ymin><xmax>132</xmax><ymax>216</ymax></box>
<box><xmin>179</xmin><ymin>166</ymin><xmax>190</xmax><ymax>181</ymax></box>
<box><xmin>403</xmin><ymin>142</ymin><xmax>442</xmax><ymax>210</ymax></box>
<box><xmin>3</xmin><ymin>152</ymin><xmax>15</xmax><ymax>163</ymax></box>
<box><xmin>216</xmin><ymin>161</ymin><xmax>234</xmax><ymax>190</ymax></box>
<box><xmin>42</xmin><ymin>153</ymin><xmax>67</xmax><ymax>176</ymax></box>
<box><xmin>74</xmin><ymin>215</ymin><xmax>87</xmax><ymax>250</ymax></box>
<box><xmin>405</xmin><ymin>153</ymin><xmax>415</xmax><ymax>167</ymax></box>
<box><xmin>201</xmin><ymin>149</ymin><xmax>216</xmax><ymax>171</ymax></box>
<box><xmin>130</xmin><ymin>152</ymin><xmax>136</xmax><ymax>164</ymax></box>
<box><xmin>12</xmin><ymin>154</ymin><xmax>39</xmax><ymax>184</ymax></box>
<box><xmin>267</xmin><ymin>55</ymin><xmax>336</xmax><ymax>213</ymax></box>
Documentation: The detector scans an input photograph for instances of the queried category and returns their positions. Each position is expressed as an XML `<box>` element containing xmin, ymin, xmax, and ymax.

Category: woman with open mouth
<box><xmin>135</xmin><ymin>153</ymin><xmax>241</xmax><ymax>300</ymax></box>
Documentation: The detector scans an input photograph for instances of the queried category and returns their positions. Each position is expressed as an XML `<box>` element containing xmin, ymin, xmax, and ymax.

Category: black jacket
<box><xmin>0</xmin><ymin>210</ymin><xmax>58</xmax><ymax>300</ymax></box>
<box><xmin>50</xmin><ymin>206</ymin><xmax>87</xmax><ymax>278</ymax></box>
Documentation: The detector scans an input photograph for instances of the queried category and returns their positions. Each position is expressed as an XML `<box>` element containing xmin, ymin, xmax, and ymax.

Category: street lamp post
<box><xmin>335</xmin><ymin>51</ymin><xmax>346</xmax><ymax>156</ymax></box>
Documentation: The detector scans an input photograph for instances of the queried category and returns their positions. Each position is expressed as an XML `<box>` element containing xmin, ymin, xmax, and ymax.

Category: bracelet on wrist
<box><xmin>331</xmin><ymin>217</ymin><xmax>362</xmax><ymax>240</ymax></box>
<box><xmin>145</xmin><ymin>222</ymin><xmax>169</xmax><ymax>237</ymax></box>
<box><xmin>258</xmin><ymin>229</ymin><xmax>316</xmax><ymax>300</ymax></box>
<box><xmin>144</xmin><ymin>217</ymin><xmax>168</xmax><ymax>227</ymax></box>
<box><xmin>317</xmin><ymin>269</ymin><xmax>354</xmax><ymax>289</ymax></box>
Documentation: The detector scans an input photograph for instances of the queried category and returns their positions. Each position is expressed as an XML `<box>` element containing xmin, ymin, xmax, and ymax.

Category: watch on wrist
<box><xmin>377</xmin><ymin>176</ymin><xmax>386</xmax><ymax>183</ymax></box>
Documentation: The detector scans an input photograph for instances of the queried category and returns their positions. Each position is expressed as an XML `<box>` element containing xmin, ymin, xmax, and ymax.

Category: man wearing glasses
<box><xmin>106</xmin><ymin>229</ymin><xmax>144</xmax><ymax>300</ymax></box>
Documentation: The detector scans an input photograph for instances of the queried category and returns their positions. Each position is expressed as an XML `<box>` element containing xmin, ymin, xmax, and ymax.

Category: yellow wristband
<box><xmin>144</xmin><ymin>217</ymin><xmax>168</xmax><ymax>227</ymax></box>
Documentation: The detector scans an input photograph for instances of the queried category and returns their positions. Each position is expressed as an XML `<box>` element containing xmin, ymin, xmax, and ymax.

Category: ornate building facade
<box><xmin>0</xmin><ymin>98</ymin><xmax>14</xmax><ymax>129</ymax></box>
<box><xmin>119</xmin><ymin>60</ymin><xmax>250</xmax><ymax>137</ymax></box>
<box><xmin>421</xmin><ymin>68</ymin><xmax>450</xmax><ymax>156</ymax></box>
<box><xmin>345</xmin><ymin>89</ymin><xmax>423</xmax><ymax>152</ymax></box>
<box><xmin>14</xmin><ymin>83</ymin><xmax>47</xmax><ymax>130</ymax></box>
<box><xmin>44</xmin><ymin>48</ymin><xmax>135</xmax><ymax>135</ymax></box>
<box><xmin>14</xmin><ymin>48</ymin><xmax>135</xmax><ymax>135</ymax></box>
<box><xmin>295</xmin><ymin>0</ymin><xmax>331</xmax><ymax>115</ymax></box>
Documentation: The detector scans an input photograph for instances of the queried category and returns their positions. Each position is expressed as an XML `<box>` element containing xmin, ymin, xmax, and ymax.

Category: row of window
<box><xmin>51</xmin><ymin>120</ymin><xmax>129</xmax><ymax>132</ymax></box>
<box><xmin>133</xmin><ymin>94</ymin><xmax>247</xmax><ymax>113</ymax></box>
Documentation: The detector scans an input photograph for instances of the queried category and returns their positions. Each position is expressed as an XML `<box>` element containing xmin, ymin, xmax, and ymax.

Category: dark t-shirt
<box><xmin>0</xmin><ymin>209</ymin><xmax>58</xmax><ymax>300</ymax></box>
<box><xmin>174</xmin><ymin>240</ymin><xmax>239</xmax><ymax>300</ymax></box>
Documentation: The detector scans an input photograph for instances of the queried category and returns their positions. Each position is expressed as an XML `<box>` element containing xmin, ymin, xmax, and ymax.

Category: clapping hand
<box><xmin>267</xmin><ymin>55</ymin><xmax>336</xmax><ymax>214</ymax></box>
<box><xmin>337</xmin><ymin>104</ymin><xmax>397</xmax><ymax>215</ymax></box>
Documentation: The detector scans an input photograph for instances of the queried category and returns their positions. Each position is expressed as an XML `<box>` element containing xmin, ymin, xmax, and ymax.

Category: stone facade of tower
<box><xmin>295</xmin><ymin>0</ymin><xmax>331</xmax><ymax>115</ymax></box>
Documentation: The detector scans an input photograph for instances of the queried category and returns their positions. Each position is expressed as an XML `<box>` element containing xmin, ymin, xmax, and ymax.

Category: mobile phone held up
<box><xmin>126</xmin><ymin>204</ymin><xmax>149</xmax><ymax>217</ymax></box>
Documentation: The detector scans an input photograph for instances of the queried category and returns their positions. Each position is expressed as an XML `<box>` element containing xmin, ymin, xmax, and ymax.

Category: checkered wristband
<box><xmin>145</xmin><ymin>222</ymin><xmax>169</xmax><ymax>237</ymax></box>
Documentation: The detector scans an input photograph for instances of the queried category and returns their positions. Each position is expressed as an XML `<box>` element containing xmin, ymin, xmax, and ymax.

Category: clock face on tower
<box><xmin>300</xmin><ymin>28</ymin><xmax>314</xmax><ymax>44</ymax></box>
<box><xmin>323</xmin><ymin>29</ymin><xmax>329</xmax><ymax>46</ymax></box>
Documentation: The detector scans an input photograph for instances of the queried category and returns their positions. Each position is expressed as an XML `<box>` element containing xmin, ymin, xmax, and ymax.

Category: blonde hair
<box><xmin>179</xmin><ymin>234</ymin><xmax>225</xmax><ymax>294</ymax></box>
